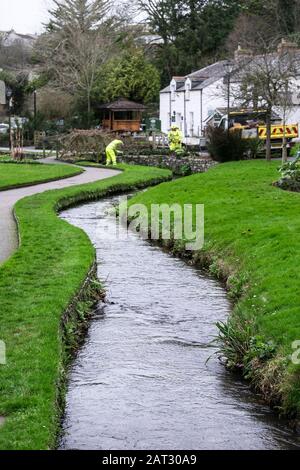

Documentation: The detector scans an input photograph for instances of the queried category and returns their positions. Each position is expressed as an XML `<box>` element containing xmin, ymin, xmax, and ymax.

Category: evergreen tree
<box><xmin>92</xmin><ymin>49</ymin><xmax>161</xmax><ymax>104</ymax></box>
<box><xmin>48</xmin><ymin>0</ymin><xmax>110</xmax><ymax>33</ymax></box>
<box><xmin>139</xmin><ymin>0</ymin><xmax>243</xmax><ymax>83</ymax></box>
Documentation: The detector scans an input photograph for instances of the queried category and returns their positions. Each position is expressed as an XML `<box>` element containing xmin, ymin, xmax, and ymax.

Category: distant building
<box><xmin>0</xmin><ymin>29</ymin><xmax>37</xmax><ymax>49</ymax></box>
<box><xmin>159</xmin><ymin>40</ymin><xmax>300</xmax><ymax>144</ymax></box>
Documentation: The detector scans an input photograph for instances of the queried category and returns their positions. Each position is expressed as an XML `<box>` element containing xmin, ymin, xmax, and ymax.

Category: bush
<box><xmin>58</xmin><ymin>129</ymin><xmax>114</xmax><ymax>161</ymax></box>
<box><xmin>245</xmin><ymin>138</ymin><xmax>265</xmax><ymax>159</ymax></box>
<box><xmin>290</xmin><ymin>143</ymin><xmax>300</xmax><ymax>158</ymax></box>
<box><xmin>279</xmin><ymin>154</ymin><xmax>300</xmax><ymax>181</ymax></box>
<box><xmin>207</xmin><ymin>127</ymin><xmax>248</xmax><ymax>162</ymax></box>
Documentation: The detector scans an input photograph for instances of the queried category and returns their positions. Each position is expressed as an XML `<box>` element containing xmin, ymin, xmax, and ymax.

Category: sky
<box><xmin>0</xmin><ymin>0</ymin><xmax>52</xmax><ymax>34</ymax></box>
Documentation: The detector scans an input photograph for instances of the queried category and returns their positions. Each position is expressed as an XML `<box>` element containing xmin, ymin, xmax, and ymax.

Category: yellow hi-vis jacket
<box><xmin>106</xmin><ymin>140</ymin><xmax>123</xmax><ymax>152</ymax></box>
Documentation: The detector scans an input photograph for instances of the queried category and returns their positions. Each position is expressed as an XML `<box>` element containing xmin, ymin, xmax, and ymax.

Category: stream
<box><xmin>59</xmin><ymin>197</ymin><xmax>300</xmax><ymax>450</ymax></box>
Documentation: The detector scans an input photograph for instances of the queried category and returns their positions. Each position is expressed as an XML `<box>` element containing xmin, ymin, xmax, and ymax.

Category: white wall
<box><xmin>184</xmin><ymin>81</ymin><xmax>228</xmax><ymax>139</ymax></box>
<box><xmin>185</xmin><ymin>90</ymin><xmax>201</xmax><ymax>137</ymax></box>
<box><xmin>160</xmin><ymin>89</ymin><xmax>185</xmax><ymax>134</ymax></box>
<box><xmin>171</xmin><ymin>91</ymin><xmax>185</xmax><ymax>132</ymax></box>
<box><xmin>160</xmin><ymin>93</ymin><xmax>171</xmax><ymax>134</ymax></box>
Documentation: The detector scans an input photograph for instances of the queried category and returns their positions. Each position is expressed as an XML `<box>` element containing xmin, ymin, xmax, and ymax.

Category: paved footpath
<box><xmin>0</xmin><ymin>157</ymin><xmax>119</xmax><ymax>264</ymax></box>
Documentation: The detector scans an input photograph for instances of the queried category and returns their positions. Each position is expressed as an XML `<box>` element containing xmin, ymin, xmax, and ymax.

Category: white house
<box><xmin>160</xmin><ymin>61</ymin><xmax>233</xmax><ymax>144</ymax></box>
<box><xmin>0</xmin><ymin>30</ymin><xmax>37</xmax><ymax>48</ymax></box>
<box><xmin>160</xmin><ymin>41</ymin><xmax>300</xmax><ymax>144</ymax></box>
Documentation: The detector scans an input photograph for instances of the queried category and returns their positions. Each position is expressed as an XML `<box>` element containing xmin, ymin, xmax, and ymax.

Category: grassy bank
<box><xmin>128</xmin><ymin>160</ymin><xmax>300</xmax><ymax>417</ymax></box>
<box><xmin>0</xmin><ymin>164</ymin><xmax>171</xmax><ymax>450</ymax></box>
<box><xmin>0</xmin><ymin>162</ymin><xmax>82</xmax><ymax>191</ymax></box>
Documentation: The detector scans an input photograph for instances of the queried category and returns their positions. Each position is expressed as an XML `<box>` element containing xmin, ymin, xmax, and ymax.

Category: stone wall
<box><xmin>119</xmin><ymin>154</ymin><xmax>217</xmax><ymax>175</ymax></box>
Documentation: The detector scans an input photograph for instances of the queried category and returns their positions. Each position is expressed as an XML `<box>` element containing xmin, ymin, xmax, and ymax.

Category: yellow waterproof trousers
<box><xmin>169</xmin><ymin>141</ymin><xmax>182</xmax><ymax>152</ymax></box>
<box><xmin>106</xmin><ymin>148</ymin><xmax>117</xmax><ymax>166</ymax></box>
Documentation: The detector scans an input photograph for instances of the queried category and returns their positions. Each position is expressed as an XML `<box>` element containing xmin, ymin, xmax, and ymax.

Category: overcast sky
<box><xmin>0</xmin><ymin>0</ymin><xmax>52</xmax><ymax>34</ymax></box>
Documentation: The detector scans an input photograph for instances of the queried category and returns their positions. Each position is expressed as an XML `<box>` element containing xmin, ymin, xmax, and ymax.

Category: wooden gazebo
<box><xmin>98</xmin><ymin>98</ymin><xmax>146</xmax><ymax>133</ymax></box>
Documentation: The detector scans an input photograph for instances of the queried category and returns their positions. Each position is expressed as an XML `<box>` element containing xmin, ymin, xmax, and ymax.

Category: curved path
<box><xmin>0</xmin><ymin>157</ymin><xmax>119</xmax><ymax>264</ymax></box>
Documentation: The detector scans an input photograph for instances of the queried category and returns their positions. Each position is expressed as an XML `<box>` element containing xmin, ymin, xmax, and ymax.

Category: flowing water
<box><xmin>59</xmin><ymin>197</ymin><xmax>300</xmax><ymax>450</ymax></box>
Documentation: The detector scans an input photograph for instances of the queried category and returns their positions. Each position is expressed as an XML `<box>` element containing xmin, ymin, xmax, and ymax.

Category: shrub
<box><xmin>207</xmin><ymin>126</ymin><xmax>248</xmax><ymax>163</ymax></box>
<box><xmin>290</xmin><ymin>143</ymin><xmax>300</xmax><ymax>159</ymax></box>
<box><xmin>179</xmin><ymin>163</ymin><xmax>192</xmax><ymax>176</ymax></box>
<box><xmin>245</xmin><ymin>138</ymin><xmax>265</xmax><ymax>159</ymax></box>
<box><xmin>58</xmin><ymin>129</ymin><xmax>114</xmax><ymax>161</ymax></box>
<box><xmin>279</xmin><ymin>155</ymin><xmax>300</xmax><ymax>181</ymax></box>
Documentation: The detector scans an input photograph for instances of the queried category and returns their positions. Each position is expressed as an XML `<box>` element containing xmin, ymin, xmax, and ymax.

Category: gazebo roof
<box><xmin>98</xmin><ymin>98</ymin><xmax>146</xmax><ymax>111</ymax></box>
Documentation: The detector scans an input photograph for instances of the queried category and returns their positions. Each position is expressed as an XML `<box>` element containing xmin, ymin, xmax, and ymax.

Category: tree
<box><xmin>36</xmin><ymin>0</ymin><xmax>115</xmax><ymax>124</ymax></box>
<box><xmin>92</xmin><ymin>50</ymin><xmax>161</xmax><ymax>104</ymax></box>
<box><xmin>36</xmin><ymin>87</ymin><xmax>73</xmax><ymax>120</ymax></box>
<box><xmin>246</xmin><ymin>0</ymin><xmax>300</xmax><ymax>37</ymax></box>
<box><xmin>0</xmin><ymin>70</ymin><xmax>29</xmax><ymax>115</ymax></box>
<box><xmin>227</xmin><ymin>12</ymin><xmax>275</xmax><ymax>54</ymax></box>
<box><xmin>228</xmin><ymin>0</ymin><xmax>300</xmax><ymax>53</ymax></box>
<box><xmin>138</xmin><ymin>0</ymin><xmax>242</xmax><ymax>83</ymax></box>
<box><xmin>47</xmin><ymin>0</ymin><xmax>110</xmax><ymax>32</ymax></box>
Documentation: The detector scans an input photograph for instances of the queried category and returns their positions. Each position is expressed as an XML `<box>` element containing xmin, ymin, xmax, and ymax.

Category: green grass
<box><xmin>0</xmin><ymin>162</ymin><xmax>82</xmax><ymax>191</ymax></box>
<box><xmin>0</xmin><ymin>163</ymin><xmax>171</xmax><ymax>450</ymax></box>
<box><xmin>129</xmin><ymin>160</ymin><xmax>300</xmax><ymax>414</ymax></box>
<box><xmin>0</xmin><ymin>155</ymin><xmax>11</xmax><ymax>162</ymax></box>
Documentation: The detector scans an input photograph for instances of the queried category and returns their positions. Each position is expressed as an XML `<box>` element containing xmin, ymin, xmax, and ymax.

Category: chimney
<box><xmin>234</xmin><ymin>44</ymin><xmax>253</xmax><ymax>62</ymax></box>
<box><xmin>278</xmin><ymin>38</ymin><xmax>299</xmax><ymax>55</ymax></box>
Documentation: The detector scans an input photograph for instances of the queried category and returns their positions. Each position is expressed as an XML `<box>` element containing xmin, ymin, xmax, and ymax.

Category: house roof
<box><xmin>160</xmin><ymin>60</ymin><xmax>229</xmax><ymax>94</ymax></box>
<box><xmin>98</xmin><ymin>98</ymin><xmax>146</xmax><ymax>111</ymax></box>
<box><xmin>0</xmin><ymin>29</ymin><xmax>37</xmax><ymax>47</ymax></box>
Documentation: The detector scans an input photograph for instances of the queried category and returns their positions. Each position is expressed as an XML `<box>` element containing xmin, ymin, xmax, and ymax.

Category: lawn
<box><xmin>0</xmin><ymin>163</ymin><xmax>171</xmax><ymax>450</ymax></box>
<box><xmin>129</xmin><ymin>160</ymin><xmax>300</xmax><ymax>415</ymax></box>
<box><xmin>0</xmin><ymin>162</ymin><xmax>82</xmax><ymax>191</ymax></box>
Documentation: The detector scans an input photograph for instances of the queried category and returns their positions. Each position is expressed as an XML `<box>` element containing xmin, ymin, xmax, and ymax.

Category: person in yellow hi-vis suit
<box><xmin>105</xmin><ymin>139</ymin><xmax>124</xmax><ymax>166</ymax></box>
<box><xmin>168</xmin><ymin>124</ymin><xmax>183</xmax><ymax>153</ymax></box>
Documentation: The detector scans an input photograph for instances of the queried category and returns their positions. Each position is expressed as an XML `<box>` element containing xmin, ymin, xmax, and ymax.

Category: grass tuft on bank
<box><xmin>0</xmin><ymin>163</ymin><xmax>171</xmax><ymax>450</ymax></box>
<box><xmin>129</xmin><ymin>160</ymin><xmax>300</xmax><ymax>416</ymax></box>
<box><xmin>0</xmin><ymin>162</ymin><xmax>82</xmax><ymax>191</ymax></box>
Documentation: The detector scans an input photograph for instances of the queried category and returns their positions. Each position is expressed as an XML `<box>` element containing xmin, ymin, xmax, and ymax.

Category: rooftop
<box><xmin>98</xmin><ymin>98</ymin><xmax>146</xmax><ymax>111</ymax></box>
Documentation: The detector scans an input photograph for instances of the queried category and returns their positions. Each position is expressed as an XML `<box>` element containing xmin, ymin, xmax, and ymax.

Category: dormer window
<box><xmin>170</xmin><ymin>79</ymin><xmax>176</xmax><ymax>101</ymax></box>
<box><xmin>185</xmin><ymin>78</ymin><xmax>191</xmax><ymax>101</ymax></box>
